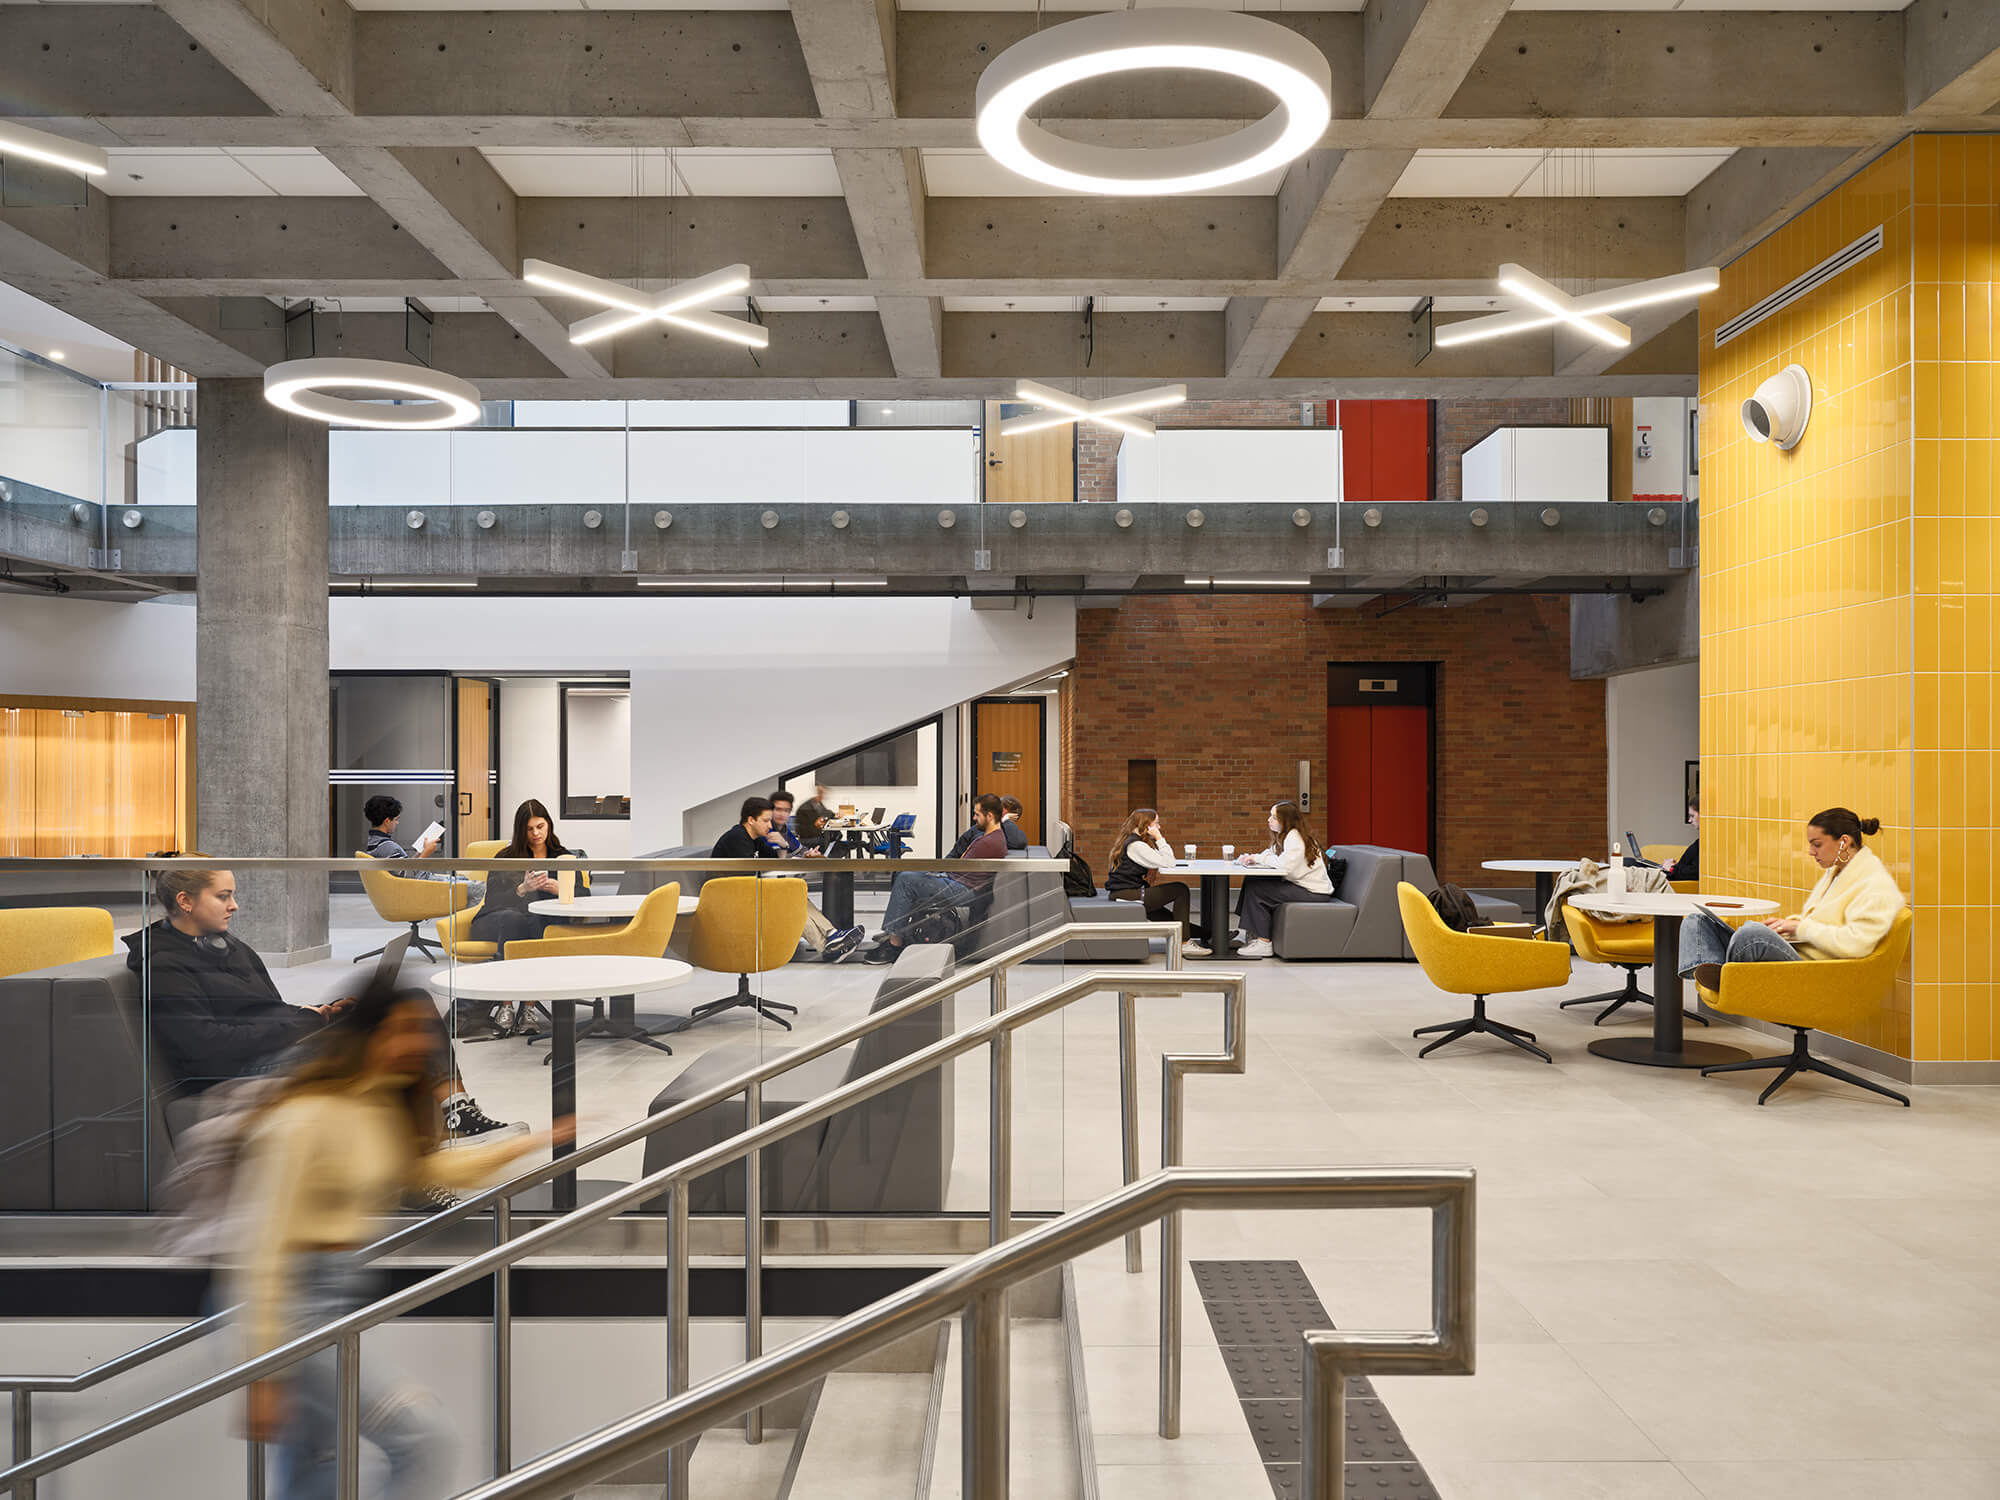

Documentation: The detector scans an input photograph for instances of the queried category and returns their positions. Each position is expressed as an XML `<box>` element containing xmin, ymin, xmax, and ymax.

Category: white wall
<box><xmin>328</xmin><ymin>595</ymin><xmax>1077</xmax><ymax>851</ymax></box>
<box><xmin>1461</xmin><ymin>427</ymin><xmax>1610</xmax><ymax>503</ymax></box>
<box><xmin>139</xmin><ymin>426</ymin><xmax>976</xmax><ymax>507</ymax></box>
<box><xmin>1606</xmin><ymin>660</ymin><xmax>1699</xmax><ymax>857</ymax></box>
<box><xmin>1116</xmin><ymin>429</ymin><xmax>1341</xmax><ymax>504</ymax></box>
<box><xmin>1631</xmin><ymin>395</ymin><xmax>1693</xmax><ymax>503</ymax></box>
<box><xmin>0</xmin><ymin>593</ymin><xmax>195</xmax><ymax>699</ymax></box>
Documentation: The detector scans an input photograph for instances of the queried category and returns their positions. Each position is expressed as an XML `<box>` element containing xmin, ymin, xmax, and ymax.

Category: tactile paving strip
<box><xmin>1192</xmin><ymin>1260</ymin><xmax>1442</xmax><ymax>1500</ymax></box>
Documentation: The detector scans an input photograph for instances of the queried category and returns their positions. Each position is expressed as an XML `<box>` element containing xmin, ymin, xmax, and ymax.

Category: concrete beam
<box><xmin>1905</xmin><ymin>0</ymin><xmax>2000</xmax><ymax>116</ymax></box>
<box><xmin>944</xmin><ymin>312</ymin><xmax>1224</xmax><ymax>380</ymax></box>
<box><xmin>0</xmin><ymin>6</ymin><xmax>268</xmax><ymax>118</ymax></box>
<box><xmin>1553</xmin><ymin>303</ymin><xmax>1692</xmax><ymax>380</ymax></box>
<box><xmin>1276</xmin><ymin>311</ymin><xmax>1547</xmax><ymax>380</ymax></box>
<box><xmin>1571</xmin><ymin>568</ymin><xmax>1697</xmax><ymax>678</ymax></box>
<box><xmin>875</xmin><ymin>295</ymin><xmax>943</xmax><ymax>380</ymax></box>
<box><xmin>1342</xmin><ymin>197</ymin><xmax>1685</xmax><ymax>283</ymax></box>
<box><xmin>609</xmin><ymin>311</ymin><xmax>894</xmax><ymax>380</ymax></box>
<box><xmin>791</xmin><ymin>0</ymin><xmax>897</xmax><ymax>119</ymax></box>
<box><xmin>1683</xmin><ymin>145</ymin><xmax>1882</xmax><ymax>270</ymax></box>
<box><xmin>517</xmin><ymin>197</ymin><xmax>869</xmax><ymax>283</ymax></box>
<box><xmin>834</xmin><ymin>148</ymin><xmax>927</xmax><ymax>282</ymax></box>
<box><xmin>155</xmin><ymin>0</ymin><xmax>354</xmax><ymax>115</ymax></box>
<box><xmin>1225</xmin><ymin>297</ymin><xmax>1315</xmax><ymax>382</ymax></box>
<box><xmin>927</xmin><ymin>198</ymin><xmax>1275</xmax><ymax>282</ymax></box>
<box><xmin>1451</xmin><ymin>12</ymin><xmax>1905</xmax><ymax>121</ymax></box>
<box><xmin>1367</xmin><ymin>0</ymin><xmax>1515</xmax><ymax>119</ymax></box>
<box><xmin>355</xmin><ymin>11</ymin><xmax>818</xmax><ymax>119</ymax></box>
<box><xmin>107</xmin><ymin>196</ymin><xmax>450</xmax><ymax>283</ymax></box>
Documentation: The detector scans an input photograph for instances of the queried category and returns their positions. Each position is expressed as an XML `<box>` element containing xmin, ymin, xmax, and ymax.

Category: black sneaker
<box><xmin>442</xmin><ymin>1095</ymin><xmax>530</xmax><ymax>1144</ymax></box>
<box><xmin>403</xmin><ymin>1183</ymin><xmax>461</xmax><ymax>1213</ymax></box>
<box><xmin>823</xmin><ymin>926</ymin><xmax>865</xmax><ymax>961</ymax></box>
<box><xmin>862</xmin><ymin>940</ymin><xmax>900</xmax><ymax>965</ymax></box>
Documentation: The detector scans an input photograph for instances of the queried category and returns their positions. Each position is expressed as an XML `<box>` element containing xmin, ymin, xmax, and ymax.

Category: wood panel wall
<box><xmin>0</xmin><ymin>702</ymin><xmax>192</xmax><ymax>856</ymax></box>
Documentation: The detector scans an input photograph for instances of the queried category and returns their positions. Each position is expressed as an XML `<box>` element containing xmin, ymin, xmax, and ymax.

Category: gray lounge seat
<box><xmin>640</xmin><ymin>943</ymin><xmax>955</xmax><ymax>1213</ymax></box>
<box><xmin>1398</xmin><ymin>852</ymin><xmax>1523</xmax><ymax>952</ymax></box>
<box><xmin>1267</xmin><ymin>846</ymin><xmax>1523</xmax><ymax>961</ymax></box>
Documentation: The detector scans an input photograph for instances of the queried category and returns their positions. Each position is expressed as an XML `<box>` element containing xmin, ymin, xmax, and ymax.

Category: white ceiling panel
<box><xmin>480</xmin><ymin>147</ymin><xmax>838</xmax><ymax>197</ymax></box>
<box><xmin>939</xmin><ymin>296</ymin><xmax>1224</xmax><ymax>312</ymax></box>
<box><xmin>96</xmin><ymin>147</ymin><xmax>362</xmax><ymax>196</ymax></box>
<box><xmin>1389</xmin><ymin>151</ymin><xmax>1543</xmax><ymax>198</ymax></box>
<box><xmin>1515</xmin><ymin>149</ymin><xmax>1734</xmax><ymax>197</ymax></box>
<box><xmin>345</xmin><ymin>0</ymin><xmax>786</xmax><ymax>9</ymax></box>
<box><xmin>904</xmin><ymin>0</ymin><xmax>1359</xmax><ymax>9</ymax></box>
<box><xmin>922</xmin><ymin>148</ymin><xmax>1285</xmax><ymax>198</ymax></box>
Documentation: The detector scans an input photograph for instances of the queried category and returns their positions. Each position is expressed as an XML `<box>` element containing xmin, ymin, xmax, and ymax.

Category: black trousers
<box><xmin>1235</xmin><ymin>877</ymin><xmax>1334</xmax><ymax>940</ymax></box>
<box><xmin>1111</xmin><ymin>881</ymin><xmax>1195</xmax><ymax>940</ymax></box>
<box><xmin>466</xmin><ymin>908</ymin><xmax>556</xmax><ymax>946</ymax></box>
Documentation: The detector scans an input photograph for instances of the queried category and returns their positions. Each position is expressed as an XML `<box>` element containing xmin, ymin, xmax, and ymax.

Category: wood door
<box><xmin>970</xmin><ymin>697</ymin><xmax>1046</xmax><ymax>845</ymax></box>
<box><xmin>455</xmin><ymin>678</ymin><xmax>492</xmax><ymax>854</ymax></box>
<box><xmin>984</xmin><ymin>402</ymin><xmax>1074</xmax><ymax>504</ymax></box>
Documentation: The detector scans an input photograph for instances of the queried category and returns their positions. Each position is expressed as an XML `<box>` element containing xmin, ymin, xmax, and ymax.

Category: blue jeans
<box><xmin>273</xmin><ymin>1254</ymin><xmax>455</xmax><ymax>1500</ymax></box>
<box><xmin>883</xmin><ymin>871</ymin><xmax>972</xmax><ymax>935</ymax></box>
<box><xmin>1677</xmin><ymin>906</ymin><xmax>1801</xmax><ymax>977</ymax></box>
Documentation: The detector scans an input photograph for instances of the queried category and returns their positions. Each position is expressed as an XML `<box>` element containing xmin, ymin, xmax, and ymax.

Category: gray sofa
<box><xmin>0</xmin><ymin>954</ymin><xmax>181</xmax><ymax>1210</ymax></box>
<box><xmin>1269</xmin><ymin>846</ymin><xmax>1523</xmax><ymax>961</ymax></box>
<box><xmin>640</xmin><ymin>943</ymin><xmax>956</xmax><ymax>1213</ymax></box>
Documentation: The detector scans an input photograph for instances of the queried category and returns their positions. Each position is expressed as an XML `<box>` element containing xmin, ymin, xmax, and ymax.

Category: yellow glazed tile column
<box><xmin>1699</xmin><ymin>135</ymin><xmax>2000</xmax><ymax>1070</ymax></box>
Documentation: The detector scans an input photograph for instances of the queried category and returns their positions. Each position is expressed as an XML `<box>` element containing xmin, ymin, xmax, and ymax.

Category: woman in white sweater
<box><xmin>1677</xmin><ymin>807</ymin><xmax>1904</xmax><ymax>976</ymax></box>
<box><xmin>1104</xmin><ymin>808</ymin><xmax>1212</xmax><ymax>957</ymax></box>
<box><xmin>1231</xmin><ymin>801</ymin><xmax>1335</xmax><ymax>958</ymax></box>
<box><xmin>233</xmin><ymin>980</ymin><xmax>567</xmax><ymax>1498</ymax></box>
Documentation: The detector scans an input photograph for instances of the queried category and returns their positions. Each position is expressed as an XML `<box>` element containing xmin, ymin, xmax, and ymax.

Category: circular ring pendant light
<box><xmin>976</xmin><ymin>9</ymin><xmax>1332</xmax><ymax>196</ymax></box>
<box><xmin>263</xmin><ymin>358</ymin><xmax>482</xmax><ymax>430</ymax></box>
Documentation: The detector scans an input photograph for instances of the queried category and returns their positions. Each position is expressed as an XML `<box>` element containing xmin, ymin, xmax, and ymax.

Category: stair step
<box><xmin>579</xmin><ymin>1424</ymin><xmax>798</xmax><ymax>1500</ymax></box>
<box><xmin>787</xmin><ymin>1371</ymin><xmax>934</xmax><ymax>1499</ymax></box>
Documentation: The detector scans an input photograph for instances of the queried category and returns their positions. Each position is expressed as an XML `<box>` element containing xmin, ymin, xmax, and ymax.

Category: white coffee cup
<box><xmin>1183</xmin><ymin>844</ymin><xmax>1196</xmax><ymax>861</ymax></box>
<box><xmin>1222</xmin><ymin>845</ymin><xmax>1236</xmax><ymax>859</ymax></box>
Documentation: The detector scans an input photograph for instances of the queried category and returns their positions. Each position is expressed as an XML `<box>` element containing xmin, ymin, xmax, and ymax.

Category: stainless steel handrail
<box><xmin>442</xmin><ymin>1166</ymin><xmax>1477</xmax><ymax>1500</ymax></box>
<box><xmin>0</xmin><ymin>920</ymin><xmax>1175</xmax><ymax>1398</ymax></box>
<box><xmin>0</xmin><ymin>959</ymin><xmax>1237</xmax><ymax>1498</ymax></box>
<box><xmin>0</xmin><ymin>856</ymin><xmax>1058</xmax><ymax>872</ymax></box>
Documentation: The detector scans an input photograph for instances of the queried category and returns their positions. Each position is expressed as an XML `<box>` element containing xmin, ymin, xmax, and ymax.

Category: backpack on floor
<box><xmin>1057</xmin><ymin>830</ymin><xmax>1097</xmax><ymax>898</ymax></box>
<box><xmin>1428</xmin><ymin>883</ymin><xmax>1481</xmax><ymax>934</ymax></box>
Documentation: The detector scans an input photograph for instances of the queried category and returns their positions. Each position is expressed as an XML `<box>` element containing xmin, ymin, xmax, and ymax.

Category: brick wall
<box><xmin>1075</xmin><ymin>397</ymin><xmax>1574</xmax><ymax>504</ymax></box>
<box><xmin>1063</xmin><ymin>593</ymin><xmax>1604</xmax><ymax>886</ymax></box>
<box><xmin>1435</xmin><ymin>397</ymin><xmax>1572</xmax><ymax>503</ymax></box>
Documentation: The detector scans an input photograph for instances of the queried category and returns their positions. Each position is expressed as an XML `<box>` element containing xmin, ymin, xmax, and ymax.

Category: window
<box><xmin>814</xmin><ymin>726</ymin><xmax>923</xmax><ymax>787</ymax></box>
<box><xmin>559</xmin><ymin>682</ymin><xmax>631</xmax><ymax>819</ymax></box>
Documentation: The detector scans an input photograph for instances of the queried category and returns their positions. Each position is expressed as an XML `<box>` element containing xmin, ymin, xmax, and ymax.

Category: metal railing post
<box><xmin>1300</xmin><ymin>1334</ymin><xmax>1346</xmax><ymax>1500</ymax></box>
<box><xmin>744</xmin><ymin>1078</ymin><xmax>764</xmax><ymax>1446</ymax></box>
<box><xmin>1118</xmin><ymin>991</ymin><xmax>1142</xmax><ymax>1272</ymax></box>
<box><xmin>336</xmin><ymin>1335</ymin><xmax>361</xmax><ymax>1500</ymax></box>
<box><xmin>493</xmin><ymin>1196</ymin><xmax>512</xmax><ymax>1477</ymax></box>
<box><xmin>246</xmin><ymin>1437</ymin><xmax>264</xmax><ymax>1500</ymax></box>
<box><xmin>12</xmin><ymin>1389</ymin><xmax>32</xmax><ymax>1500</ymax></box>
<box><xmin>1157</xmin><ymin>1058</ymin><xmax>1183</xmax><ymax>1439</ymax></box>
<box><xmin>989</xmin><ymin>968</ymin><xmax>1010</xmax><ymax>1247</ymax></box>
<box><xmin>961</xmin><ymin>1289</ymin><xmax>1009</xmax><ymax>1500</ymax></box>
<box><xmin>665</xmin><ymin>1179</ymin><xmax>691</xmax><ymax>1500</ymax></box>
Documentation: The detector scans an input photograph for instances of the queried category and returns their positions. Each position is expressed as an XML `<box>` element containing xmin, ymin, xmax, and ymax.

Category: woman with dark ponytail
<box><xmin>1678</xmin><ymin>807</ymin><xmax>1904</xmax><ymax>976</ymax></box>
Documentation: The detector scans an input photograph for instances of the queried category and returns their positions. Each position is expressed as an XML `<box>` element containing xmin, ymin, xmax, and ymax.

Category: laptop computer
<box><xmin>871</xmin><ymin>806</ymin><xmax>887</xmax><ymax>825</ymax></box>
<box><xmin>1623</xmin><ymin>832</ymin><xmax>1662</xmax><ymax>869</ymax></box>
<box><xmin>371</xmin><ymin>930</ymin><xmax>411</xmax><ymax>986</ymax></box>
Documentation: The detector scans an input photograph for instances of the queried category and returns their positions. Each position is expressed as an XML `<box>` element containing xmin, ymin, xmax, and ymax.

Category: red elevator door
<box><xmin>1326</xmin><ymin>664</ymin><xmax>1435</xmax><ymax>856</ymax></box>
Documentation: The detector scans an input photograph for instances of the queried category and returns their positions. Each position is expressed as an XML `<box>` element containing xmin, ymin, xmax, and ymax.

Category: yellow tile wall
<box><xmin>1699</xmin><ymin>135</ymin><xmax>2000</xmax><ymax>1063</ymax></box>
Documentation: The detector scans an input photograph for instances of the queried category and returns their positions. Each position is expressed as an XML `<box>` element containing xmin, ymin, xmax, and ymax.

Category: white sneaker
<box><xmin>1236</xmin><ymin>938</ymin><xmax>1274</xmax><ymax>958</ymax></box>
<box><xmin>1182</xmin><ymin>940</ymin><xmax>1212</xmax><ymax>958</ymax></box>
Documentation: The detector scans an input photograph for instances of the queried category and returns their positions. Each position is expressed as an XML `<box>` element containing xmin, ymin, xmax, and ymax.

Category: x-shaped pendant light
<box><xmin>521</xmin><ymin>259</ymin><xmax>769</xmax><ymax>350</ymax></box>
<box><xmin>1001</xmin><ymin>379</ymin><xmax>1188</xmax><ymax>439</ymax></box>
<box><xmin>1433</xmin><ymin>264</ymin><xmax>1718</xmax><ymax>351</ymax></box>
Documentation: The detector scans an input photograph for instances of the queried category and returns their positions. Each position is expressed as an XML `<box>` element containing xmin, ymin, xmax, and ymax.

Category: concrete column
<box><xmin>194</xmin><ymin>378</ymin><xmax>330</xmax><ymax>964</ymax></box>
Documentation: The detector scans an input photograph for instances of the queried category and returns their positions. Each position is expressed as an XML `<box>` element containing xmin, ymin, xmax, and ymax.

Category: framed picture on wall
<box><xmin>1685</xmin><ymin>760</ymin><xmax>1700</xmax><ymax>822</ymax></box>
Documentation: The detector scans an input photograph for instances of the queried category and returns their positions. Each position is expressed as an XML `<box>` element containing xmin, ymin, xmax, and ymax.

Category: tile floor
<box><xmin>265</xmin><ymin>898</ymin><xmax>2000</xmax><ymax>1496</ymax></box>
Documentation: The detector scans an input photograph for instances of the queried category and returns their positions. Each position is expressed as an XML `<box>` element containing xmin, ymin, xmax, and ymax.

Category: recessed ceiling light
<box><xmin>46</xmin><ymin>350</ymin><xmax>65</xmax><ymax>362</ymax></box>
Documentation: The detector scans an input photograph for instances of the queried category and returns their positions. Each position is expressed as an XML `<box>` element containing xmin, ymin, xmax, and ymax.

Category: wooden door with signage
<box><xmin>970</xmin><ymin>697</ymin><xmax>1046</xmax><ymax>845</ymax></box>
<box><xmin>1326</xmin><ymin>663</ymin><xmax>1435</xmax><ymax>857</ymax></box>
<box><xmin>984</xmin><ymin>402</ymin><xmax>1075</xmax><ymax>504</ymax></box>
<box><xmin>454</xmin><ymin>678</ymin><xmax>493</xmax><ymax>853</ymax></box>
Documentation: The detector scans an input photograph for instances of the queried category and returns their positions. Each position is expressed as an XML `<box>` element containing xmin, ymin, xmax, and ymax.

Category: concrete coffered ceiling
<box><xmin>0</xmin><ymin>0</ymin><xmax>1984</xmax><ymax>400</ymax></box>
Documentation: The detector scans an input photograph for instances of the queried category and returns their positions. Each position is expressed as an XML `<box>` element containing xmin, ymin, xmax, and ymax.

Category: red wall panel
<box><xmin>1334</xmin><ymin>399</ymin><xmax>1431</xmax><ymax>503</ymax></box>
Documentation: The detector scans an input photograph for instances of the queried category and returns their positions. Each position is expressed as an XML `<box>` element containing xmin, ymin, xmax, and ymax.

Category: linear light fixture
<box><xmin>1003</xmin><ymin>379</ymin><xmax>1187</xmax><ymax>439</ymax></box>
<box><xmin>522</xmin><ymin>259</ymin><xmax>768</xmax><ymax>350</ymax></box>
<box><xmin>639</xmin><ymin>577</ymin><xmax>893</xmax><ymax>589</ymax></box>
<box><xmin>976</xmin><ymin>9</ymin><xmax>1331</xmax><ymax>195</ymax></box>
<box><xmin>1434</xmin><ymin>264</ymin><xmax>1719</xmax><ymax>350</ymax></box>
<box><xmin>0</xmin><ymin>121</ymin><xmax>108</xmax><ymax>178</ymax></box>
<box><xmin>1188</xmin><ymin>577</ymin><xmax>1312</xmax><ymax>586</ymax></box>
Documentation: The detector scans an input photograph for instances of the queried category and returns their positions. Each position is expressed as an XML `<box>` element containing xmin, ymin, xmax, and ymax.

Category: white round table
<box><xmin>1481</xmin><ymin>859</ymin><xmax>1585</xmax><ymax>924</ymax></box>
<box><xmin>1566</xmin><ymin>892</ymin><xmax>1778</xmax><ymax>1069</ymax></box>
<box><xmin>531</xmin><ymin>894</ymin><xmax>700</xmax><ymax>919</ymax></box>
<box><xmin>1165</xmin><ymin>860</ymin><xmax>1259</xmax><ymax>951</ymax></box>
<box><xmin>431</xmin><ymin>955</ymin><xmax>691</xmax><ymax>1210</ymax></box>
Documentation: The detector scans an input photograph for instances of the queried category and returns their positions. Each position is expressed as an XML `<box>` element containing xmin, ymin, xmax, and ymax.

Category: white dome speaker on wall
<box><xmin>1741</xmin><ymin>364</ymin><xmax>1812</xmax><ymax>450</ymax></box>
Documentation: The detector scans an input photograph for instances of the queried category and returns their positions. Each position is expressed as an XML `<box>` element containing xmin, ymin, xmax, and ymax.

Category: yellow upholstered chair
<box><xmin>354</xmin><ymin>853</ymin><xmax>470</xmax><ymax>963</ymax></box>
<box><xmin>459</xmin><ymin>838</ymin><xmax>505</xmax><ymax>884</ymax></box>
<box><xmin>685</xmin><ymin>876</ymin><xmax>809</xmax><ymax>1031</ymax></box>
<box><xmin>433</xmin><ymin>905</ymin><xmax>499</xmax><ymax>964</ymax></box>
<box><xmin>1399</xmin><ymin>882</ymin><xmax>1571</xmax><ymax>1063</ymax></box>
<box><xmin>0</xmin><ymin>907</ymin><xmax>115</xmax><ymax>979</ymax></box>
<box><xmin>1695</xmin><ymin>907</ymin><xmax>1913</xmax><ymax>1107</ymax></box>
<box><xmin>503</xmin><ymin>883</ymin><xmax>681</xmax><ymax>961</ymax></box>
<box><xmin>1559</xmin><ymin>898</ymin><xmax>1710</xmax><ymax>1030</ymax></box>
<box><xmin>1639</xmin><ymin>844</ymin><xmax>1698</xmax><ymax>895</ymax></box>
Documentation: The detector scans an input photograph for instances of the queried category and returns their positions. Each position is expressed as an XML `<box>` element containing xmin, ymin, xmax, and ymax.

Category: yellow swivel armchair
<box><xmin>1399</xmin><ymin>882</ymin><xmax>1572</xmax><ymax>1063</ymax></box>
<box><xmin>1696</xmin><ymin>907</ymin><xmax>1914</xmax><ymax>1107</ymax></box>
<box><xmin>685</xmin><ymin>876</ymin><xmax>809</xmax><ymax>1031</ymax></box>
<box><xmin>0</xmin><ymin>907</ymin><xmax>114</xmax><ymax>980</ymax></box>
<box><xmin>1560</xmin><ymin>898</ymin><xmax>1711</xmax><ymax>1030</ymax></box>
<box><xmin>499</xmin><ymin>883</ymin><xmax>683</xmax><ymax>1054</ymax></box>
<box><xmin>354</xmin><ymin>853</ymin><xmax>471</xmax><ymax>964</ymax></box>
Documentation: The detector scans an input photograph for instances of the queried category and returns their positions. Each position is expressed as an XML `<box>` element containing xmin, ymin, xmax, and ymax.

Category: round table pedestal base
<box><xmin>1588</xmin><ymin>1036</ymin><xmax>1753</xmax><ymax>1070</ymax></box>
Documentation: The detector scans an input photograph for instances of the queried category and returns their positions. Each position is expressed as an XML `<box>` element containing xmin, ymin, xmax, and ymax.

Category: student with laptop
<box><xmin>1676</xmin><ymin>807</ymin><xmax>1902</xmax><ymax>978</ymax></box>
<box><xmin>128</xmin><ymin>866</ymin><xmax>524</xmax><ymax>1141</ymax></box>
